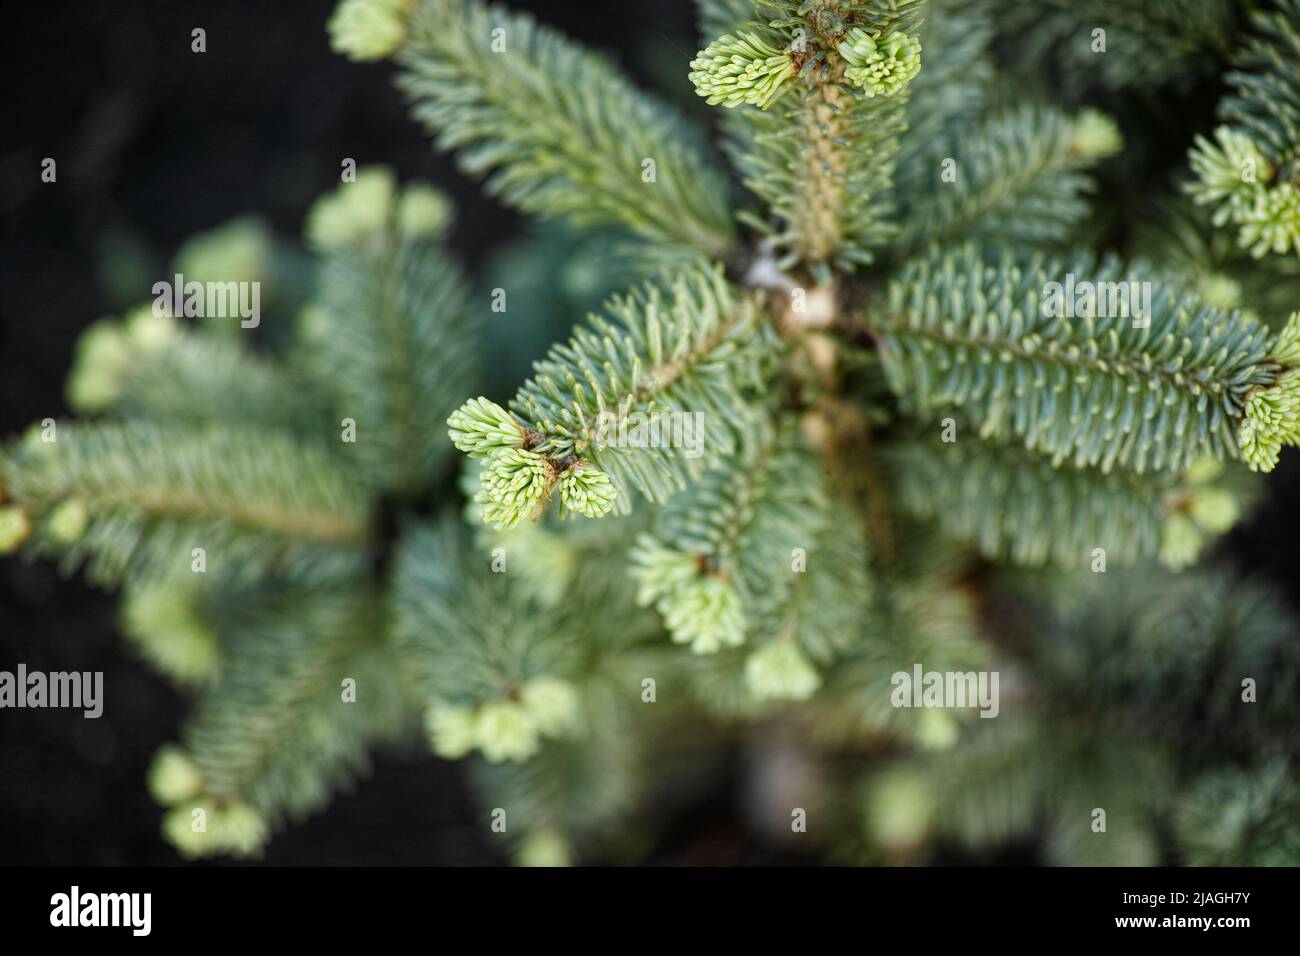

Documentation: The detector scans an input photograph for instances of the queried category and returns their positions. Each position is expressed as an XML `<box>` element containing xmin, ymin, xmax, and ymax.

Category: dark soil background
<box><xmin>1</xmin><ymin>0</ymin><xmax>1296</xmax><ymax>866</ymax></box>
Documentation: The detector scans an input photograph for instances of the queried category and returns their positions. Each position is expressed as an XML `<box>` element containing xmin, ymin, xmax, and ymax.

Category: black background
<box><xmin>1</xmin><ymin>0</ymin><xmax>1296</xmax><ymax>866</ymax></box>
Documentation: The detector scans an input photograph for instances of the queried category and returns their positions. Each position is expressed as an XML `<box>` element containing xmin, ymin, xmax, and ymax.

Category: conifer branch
<box><xmin>894</xmin><ymin>104</ymin><xmax>1119</xmax><ymax>255</ymax></box>
<box><xmin>449</xmin><ymin>267</ymin><xmax>775</xmax><ymax>521</ymax></box>
<box><xmin>720</xmin><ymin>9</ymin><xmax>916</xmax><ymax>276</ymax></box>
<box><xmin>158</xmin><ymin>586</ymin><xmax>408</xmax><ymax>856</ymax></box>
<box><xmin>300</xmin><ymin>173</ymin><xmax>475</xmax><ymax>495</ymax></box>
<box><xmin>890</xmin><ymin>432</ymin><xmax>1241</xmax><ymax>568</ymax></box>
<box><xmin>394</xmin><ymin>0</ymin><xmax>736</xmax><ymax>257</ymax></box>
<box><xmin>869</xmin><ymin>245</ymin><xmax>1286</xmax><ymax>473</ymax></box>
<box><xmin>1</xmin><ymin>421</ymin><xmax>370</xmax><ymax>585</ymax></box>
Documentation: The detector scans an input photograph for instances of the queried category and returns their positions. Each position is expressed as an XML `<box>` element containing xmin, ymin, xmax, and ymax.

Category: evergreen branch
<box><xmin>1176</xmin><ymin>762</ymin><xmax>1300</xmax><ymax>866</ymax></box>
<box><xmin>120</xmin><ymin>574</ymin><xmax>222</xmax><ymax>687</ymax></box>
<box><xmin>811</xmin><ymin>563</ymin><xmax>986</xmax><ymax>746</ymax></box>
<box><xmin>629</xmin><ymin>416</ymin><xmax>827</xmax><ymax>657</ymax></box>
<box><xmin>1135</xmin><ymin>193</ymin><xmax>1300</xmax><ymax>330</ymax></box>
<box><xmin>894</xmin><ymin>104</ymin><xmax>1117</xmax><ymax>255</ymax></box>
<box><xmin>67</xmin><ymin>309</ymin><xmax>327</xmax><ymax>435</ymax></box>
<box><xmin>1186</xmin><ymin>0</ymin><xmax>1300</xmax><ymax>259</ymax></box>
<box><xmin>300</xmin><ymin>189</ymin><xmax>475</xmax><ymax>495</ymax></box>
<box><xmin>390</xmin><ymin>519</ymin><xmax>584</xmax><ymax>710</ymax></box>
<box><xmin>723</xmin><ymin>30</ymin><xmax>911</xmax><ymax>275</ymax></box>
<box><xmin>470</xmin><ymin>677</ymin><xmax>646</xmax><ymax>863</ymax></box>
<box><xmin>870</xmin><ymin>244</ymin><xmax>1281</xmax><ymax>474</ymax></box>
<box><xmin>744</xmin><ymin>501</ymin><xmax>876</xmax><ymax>701</ymax></box>
<box><xmin>1</xmin><ymin>420</ymin><xmax>369</xmax><ymax>586</ymax></box>
<box><xmin>987</xmin><ymin>0</ymin><xmax>1236</xmax><ymax>94</ymax></box>
<box><xmin>452</xmin><ymin>267</ymin><xmax>775</xmax><ymax>520</ymax></box>
<box><xmin>394</xmin><ymin>0</ymin><xmax>735</xmax><ymax>257</ymax></box>
<box><xmin>1217</xmin><ymin>0</ymin><xmax>1300</xmax><ymax>175</ymax></box>
<box><xmin>1038</xmin><ymin>566</ymin><xmax>1299</xmax><ymax>754</ymax></box>
<box><xmin>889</xmin><ymin>432</ymin><xmax>1242</xmax><ymax>568</ymax></box>
<box><xmin>166</xmin><ymin>586</ymin><xmax>408</xmax><ymax>854</ymax></box>
<box><xmin>892</xmin><ymin>0</ymin><xmax>993</xmax><ymax>201</ymax></box>
<box><xmin>694</xmin><ymin>0</ymin><xmax>771</xmax><ymax>40</ymax></box>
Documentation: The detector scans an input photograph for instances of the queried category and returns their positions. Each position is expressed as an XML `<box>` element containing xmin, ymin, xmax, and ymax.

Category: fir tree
<box><xmin>2</xmin><ymin>0</ymin><xmax>1298</xmax><ymax>865</ymax></box>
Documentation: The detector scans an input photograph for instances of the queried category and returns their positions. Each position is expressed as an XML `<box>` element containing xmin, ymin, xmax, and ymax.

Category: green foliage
<box><xmin>1176</xmin><ymin>763</ymin><xmax>1300</xmax><ymax>865</ymax></box>
<box><xmin>629</xmin><ymin>416</ymin><xmax>834</xmax><ymax>662</ymax></box>
<box><xmin>1</xmin><ymin>420</ymin><xmax>369</xmax><ymax>586</ymax></box>
<box><xmin>177</xmin><ymin>585</ymin><xmax>409</xmax><ymax>830</ymax></box>
<box><xmin>391</xmin><ymin>519</ymin><xmax>585</xmax><ymax>708</ymax></box>
<box><xmin>1187</xmin><ymin>0</ymin><xmax>1300</xmax><ymax>259</ymax></box>
<box><xmin>301</xmin><ymin>222</ymin><xmax>474</xmax><ymax>495</ymax></box>
<box><xmin>893</xmin><ymin>105</ymin><xmax>1115</xmax><ymax>254</ymax></box>
<box><xmin>394</xmin><ymin>0</ymin><xmax>735</xmax><ymax>257</ymax></box>
<box><xmin>508</xmin><ymin>267</ymin><xmax>775</xmax><ymax>507</ymax></box>
<box><xmin>4</xmin><ymin>0</ymin><xmax>1297</xmax><ymax>866</ymax></box>
<box><xmin>68</xmin><ymin>309</ymin><xmax>328</xmax><ymax>434</ymax></box>
<box><xmin>873</xmin><ymin>245</ymin><xmax>1282</xmax><ymax>474</ymax></box>
<box><xmin>722</xmin><ymin>28</ymin><xmax>912</xmax><ymax>275</ymax></box>
<box><xmin>889</xmin><ymin>432</ymin><xmax>1214</xmax><ymax>568</ymax></box>
<box><xmin>987</xmin><ymin>0</ymin><xmax>1237</xmax><ymax>95</ymax></box>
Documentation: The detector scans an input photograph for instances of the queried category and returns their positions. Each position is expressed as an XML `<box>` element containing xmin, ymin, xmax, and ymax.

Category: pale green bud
<box><xmin>174</xmin><ymin>215</ymin><xmax>273</xmax><ymax>288</ymax></box>
<box><xmin>447</xmin><ymin>397</ymin><xmax>525</xmax><ymax>457</ymax></box>
<box><xmin>1188</xmin><ymin>487</ymin><xmax>1240</xmax><ymax>534</ymax></box>
<box><xmin>689</xmin><ymin>32</ymin><xmax>796</xmax><ymax>109</ymax></box>
<box><xmin>397</xmin><ymin>183</ymin><xmax>453</xmax><ymax>239</ymax></box>
<box><xmin>121</xmin><ymin>585</ymin><xmax>221</xmax><ymax>686</ymax></box>
<box><xmin>425</xmin><ymin>704</ymin><xmax>478</xmax><ymax>759</ymax></box>
<box><xmin>516</xmin><ymin>828</ymin><xmax>573</xmax><ymax>867</ymax></box>
<box><xmin>744</xmin><ymin>640</ymin><xmax>821</xmax><ymax>701</ymax></box>
<box><xmin>557</xmin><ymin>464</ymin><xmax>616</xmax><ymax>518</ymax></box>
<box><xmin>837</xmin><ymin>28</ymin><xmax>921</xmax><ymax>97</ymax></box>
<box><xmin>1197</xmin><ymin>273</ymin><xmax>1242</xmax><ymax>312</ymax></box>
<box><xmin>217</xmin><ymin>801</ymin><xmax>269</xmax><ymax>857</ymax></box>
<box><xmin>327</xmin><ymin>0</ymin><xmax>414</xmax><ymax>62</ymax></box>
<box><xmin>1238</xmin><ymin>370</ymin><xmax>1300</xmax><ymax>471</ymax></box>
<box><xmin>1238</xmin><ymin>182</ymin><xmax>1300</xmax><ymax>259</ymax></box>
<box><xmin>66</xmin><ymin>320</ymin><xmax>131</xmax><ymax>413</ymax></box>
<box><xmin>1183</xmin><ymin>456</ymin><xmax>1224</xmax><ymax>486</ymax></box>
<box><xmin>1269</xmin><ymin>311</ymin><xmax>1300</xmax><ymax>366</ymax></box>
<box><xmin>865</xmin><ymin>770</ymin><xmax>935</xmax><ymax>848</ymax></box>
<box><xmin>305</xmin><ymin>166</ymin><xmax>397</xmax><ymax>249</ymax></box>
<box><xmin>662</xmin><ymin>575</ymin><xmax>746</xmax><ymax>655</ymax></box>
<box><xmin>1070</xmin><ymin>108</ymin><xmax>1123</xmax><ymax>159</ymax></box>
<box><xmin>478</xmin><ymin>449</ymin><xmax>553</xmax><ymax>530</ymax></box>
<box><xmin>1160</xmin><ymin>512</ymin><xmax>1204</xmax><ymax>570</ymax></box>
<box><xmin>147</xmin><ymin>746</ymin><xmax>204</xmax><ymax>805</ymax></box>
<box><xmin>629</xmin><ymin>534</ymin><xmax>699</xmax><ymax>606</ymax></box>
<box><xmin>915</xmin><ymin>707</ymin><xmax>960</xmax><ymax>752</ymax></box>
<box><xmin>475</xmin><ymin>700</ymin><xmax>541</xmax><ymax>762</ymax></box>
<box><xmin>47</xmin><ymin>498</ymin><xmax>89</xmax><ymax>543</ymax></box>
<box><xmin>162</xmin><ymin>803</ymin><xmax>221</xmax><ymax>859</ymax></box>
<box><xmin>520</xmin><ymin>677</ymin><xmax>580</xmax><ymax>736</ymax></box>
<box><xmin>0</xmin><ymin>506</ymin><xmax>31</xmax><ymax>554</ymax></box>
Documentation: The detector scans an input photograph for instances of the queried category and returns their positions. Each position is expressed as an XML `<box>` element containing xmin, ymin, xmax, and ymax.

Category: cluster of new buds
<box><xmin>1159</xmin><ymin>459</ymin><xmax>1242</xmax><ymax>569</ymax></box>
<box><xmin>688</xmin><ymin>32</ymin><xmax>796</xmax><ymax>109</ymax></box>
<box><xmin>1237</xmin><ymin>312</ymin><xmax>1300</xmax><ymax>471</ymax></box>
<box><xmin>425</xmin><ymin>676</ymin><xmax>580</xmax><ymax>763</ymax></box>
<box><xmin>327</xmin><ymin>0</ymin><xmax>416</xmax><ymax>62</ymax></box>
<box><xmin>448</xmin><ymin>398</ymin><xmax>617</xmax><ymax>530</ymax></box>
<box><xmin>835</xmin><ymin>27</ymin><xmax>922</xmax><ymax>97</ymax></box>
<box><xmin>1188</xmin><ymin>127</ymin><xmax>1300</xmax><ymax>258</ymax></box>
<box><xmin>147</xmin><ymin>746</ymin><xmax>268</xmax><ymax>859</ymax></box>
<box><xmin>689</xmin><ymin>22</ymin><xmax>924</xmax><ymax>110</ymax></box>
<box><xmin>306</xmin><ymin>165</ymin><xmax>452</xmax><ymax>251</ymax></box>
<box><xmin>630</xmin><ymin>535</ymin><xmax>745</xmax><ymax>655</ymax></box>
<box><xmin>630</xmin><ymin>534</ymin><xmax>823</xmax><ymax>699</ymax></box>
